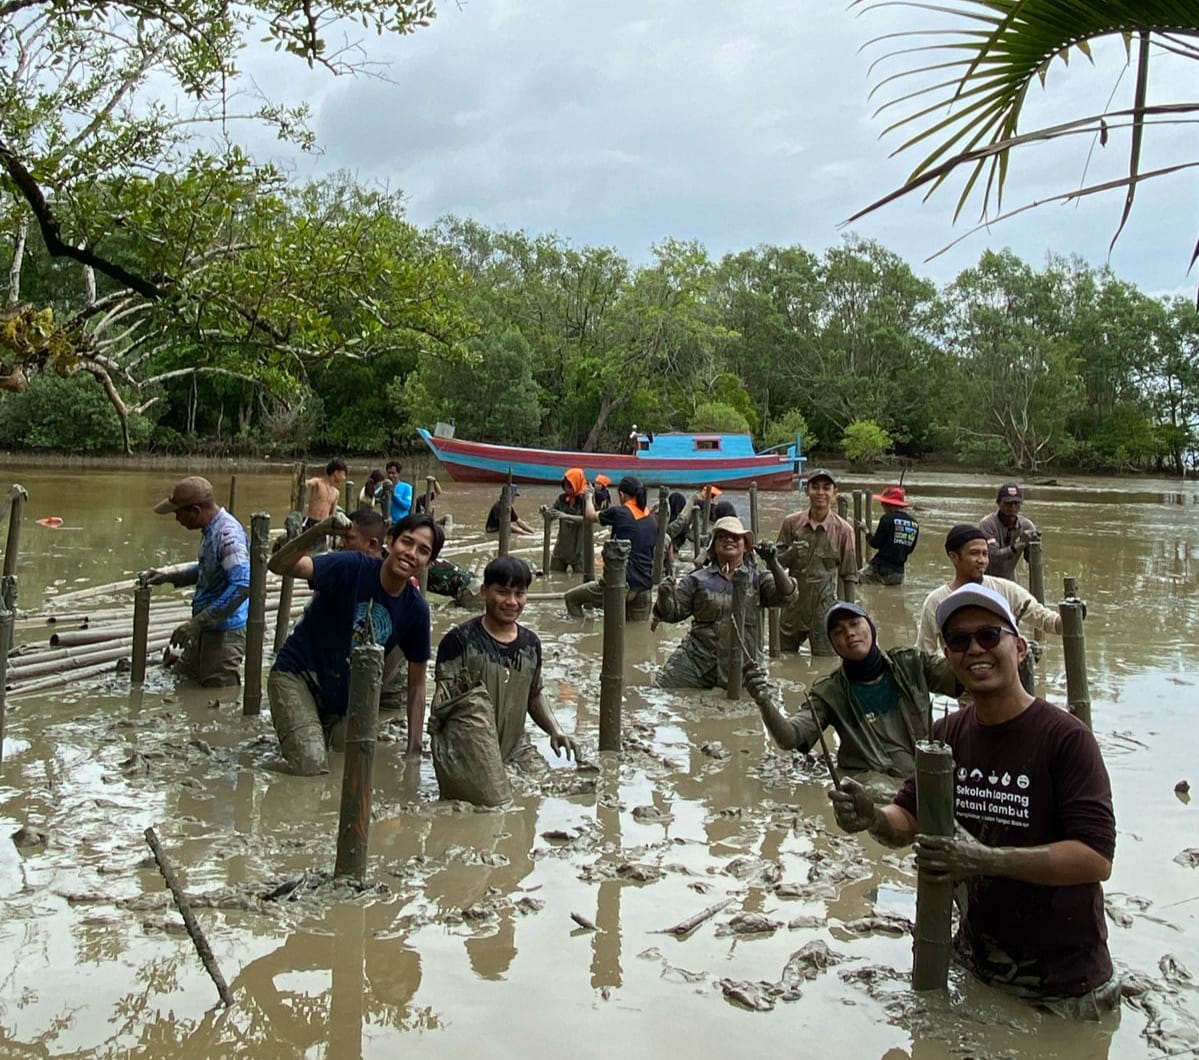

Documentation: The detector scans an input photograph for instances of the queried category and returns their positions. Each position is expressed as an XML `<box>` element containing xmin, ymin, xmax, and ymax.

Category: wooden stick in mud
<box><xmin>143</xmin><ymin>826</ymin><xmax>235</xmax><ymax>1007</ymax></box>
<box><xmin>273</xmin><ymin>512</ymin><xmax>302</xmax><ymax>653</ymax></box>
<box><xmin>749</xmin><ymin>480</ymin><xmax>760</xmax><ymax>535</ymax></box>
<box><xmin>768</xmin><ymin>607</ymin><xmax>781</xmax><ymax>658</ymax></box>
<box><xmin>864</xmin><ymin>490</ymin><xmax>873</xmax><ymax>535</ymax></box>
<box><xmin>424</xmin><ymin>475</ymin><xmax>436</xmax><ymax>517</ymax></box>
<box><xmin>701</xmin><ymin>489</ymin><xmax>713</xmax><ymax>536</ymax></box>
<box><xmin>805</xmin><ymin>696</ymin><xmax>841</xmax><ymax>789</ymax></box>
<box><xmin>334</xmin><ymin>642</ymin><xmax>384</xmax><ymax>883</ymax></box>
<box><xmin>343</xmin><ymin>479</ymin><xmax>354</xmax><ymax>514</ymax></box>
<box><xmin>599</xmin><ymin>539</ymin><xmax>630</xmax><ymax>753</ymax></box>
<box><xmin>836</xmin><ymin>494</ymin><xmax>849</xmax><ymax>523</ymax></box>
<box><xmin>1027</xmin><ymin>537</ymin><xmax>1045</xmax><ymax>604</ymax></box>
<box><xmin>293</xmin><ymin>462</ymin><xmax>308</xmax><ymax>514</ymax></box>
<box><xmin>852</xmin><ymin>491</ymin><xmax>864</xmax><ymax>570</ymax></box>
<box><xmin>0</xmin><ymin>603</ymin><xmax>10</xmax><ymax>767</ymax></box>
<box><xmin>727</xmin><ymin>568</ymin><xmax>747</xmax><ymax>701</ymax></box>
<box><xmin>690</xmin><ymin>506</ymin><xmax>701</xmax><ymax>561</ymax></box>
<box><xmin>3</xmin><ymin>484</ymin><xmax>28</xmax><ymax>585</ymax></box>
<box><xmin>542</xmin><ymin>510</ymin><xmax>553</xmax><ymax>575</ymax></box>
<box><xmin>227</xmin><ymin>475</ymin><xmax>237</xmax><ymax>518</ymax></box>
<box><xmin>912</xmin><ymin>740</ymin><xmax>955</xmax><ymax>991</ymax></box>
<box><xmin>242</xmin><ymin>513</ymin><xmax>270</xmax><ymax>717</ymax></box>
<box><xmin>656</xmin><ymin>896</ymin><xmax>735</xmax><ymax>937</ymax></box>
<box><xmin>582</xmin><ymin>516</ymin><xmax>595</xmax><ymax>582</ymax></box>
<box><xmin>652</xmin><ymin>484</ymin><xmax>668</xmax><ymax>586</ymax></box>
<box><xmin>1060</xmin><ymin>576</ymin><xmax>1091</xmax><ymax>731</ymax></box>
<box><xmin>498</xmin><ymin>484</ymin><xmax>512</xmax><ymax>558</ymax></box>
<box><xmin>130</xmin><ymin>578</ymin><xmax>152</xmax><ymax>684</ymax></box>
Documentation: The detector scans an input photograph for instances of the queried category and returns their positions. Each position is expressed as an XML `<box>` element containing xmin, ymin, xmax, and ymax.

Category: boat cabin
<box><xmin>632</xmin><ymin>432</ymin><xmax>759</xmax><ymax>459</ymax></box>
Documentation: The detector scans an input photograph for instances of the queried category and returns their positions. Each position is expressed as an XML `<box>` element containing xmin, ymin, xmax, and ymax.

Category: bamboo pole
<box><xmin>726</xmin><ymin>568</ymin><xmax>747</xmax><ymax>701</ymax></box>
<box><xmin>334</xmin><ymin>642</ymin><xmax>384</xmax><ymax>883</ymax></box>
<box><xmin>542</xmin><ymin>510</ymin><xmax>553</xmax><ymax>576</ymax></box>
<box><xmin>10</xmin><ymin>649</ymin><xmax>170</xmax><ymax>696</ymax></box>
<box><xmin>343</xmin><ymin>479</ymin><xmax>354</xmax><ymax>513</ymax></box>
<box><xmin>652</xmin><ymin>485</ymin><xmax>669</xmax><ymax>586</ymax></box>
<box><xmin>864</xmin><ymin>491</ymin><xmax>874</xmax><ymax>535</ymax></box>
<box><xmin>130</xmin><ymin>580</ymin><xmax>152</xmax><ymax>684</ymax></box>
<box><xmin>701</xmin><ymin>490</ymin><xmax>713</xmax><ymax>536</ymax></box>
<box><xmin>498</xmin><ymin>485</ymin><xmax>512</xmax><ymax>558</ymax></box>
<box><xmin>1060</xmin><ymin>577</ymin><xmax>1091</xmax><ymax>730</ymax></box>
<box><xmin>0</xmin><ymin>605</ymin><xmax>10</xmax><ymax>767</ymax></box>
<box><xmin>852</xmin><ymin>491</ymin><xmax>864</xmax><ymax>570</ymax></box>
<box><xmin>273</xmin><ymin>512</ymin><xmax>302</xmax><ymax>653</ymax></box>
<box><xmin>3</xmin><ymin>484</ymin><xmax>28</xmax><ymax>582</ymax></box>
<box><xmin>227</xmin><ymin>475</ymin><xmax>237</xmax><ymax>518</ymax></box>
<box><xmin>424</xmin><ymin>475</ymin><xmax>436</xmax><ymax>516</ymax></box>
<box><xmin>1028</xmin><ymin>538</ymin><xmax>1045</xmax><ymax>603</ymax></box>
<box><xmin>293</xmin><ymin>462</ymin><xmax>308</xmax><ymax>514</ymax></box>
<box><xmin>912</xmin><ymin>740</ymin><xmax>955</xmax><ymax>991</ymax></box>
<box><xmin>599</xmin><ymin>539</ymin><xmax>630</xmax><ymax>753</ymax></box>
<box><xmin>748</xmin><ymin>481</ymin><xmax>760</xmax><ymax>537</ymax></box>
<box><xmin>837</xmin><ymin>494</ymin><xmax>849</xmax><ymax>522</ymax></box>
<box><xmin>242</xmin><ymin>513</ymin><xmax>270</xmax><ymax>717</ymax></box>
<box><xmin>768</xmin><ymin>607</ymin><xmax>781</xmax><ymax>658</ymax></box>
<box><xmin>582</xmin><ymin>518</ymin><xmax>595</xmax><ymax>582</ymax></box>
<box><xmin>8</xmin><ymin>634</ymin><xmax>173</xmax><ymax>682</ymax></box>
<box><xmin>690</xmin><ymin>507</ymin><xmax>702</xmax><ymax>561</ymax></box>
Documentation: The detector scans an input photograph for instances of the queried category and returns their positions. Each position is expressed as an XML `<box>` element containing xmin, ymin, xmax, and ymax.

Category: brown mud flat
<box><xmin>1</xmin><ymin>470</ymin><xmax>1198</xmax><ymax>1059</ymax></box>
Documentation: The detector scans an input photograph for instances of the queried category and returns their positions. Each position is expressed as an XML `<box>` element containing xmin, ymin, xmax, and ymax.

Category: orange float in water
<box><xmin>36</xmin><ymin>516</ymin><xmax>64</xmax><ymax>528</ymax></box>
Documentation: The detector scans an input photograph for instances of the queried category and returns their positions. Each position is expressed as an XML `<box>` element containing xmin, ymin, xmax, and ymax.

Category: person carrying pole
<box><xmin>776</xmin><ymin>468</ymin><xmax>858</xmax><ymax>656</ymax></box>
<box><xmin>267</xmin><ymin>512</ymin><xmax>443</xmax><ymax>774</ymax></box>
<box><xmin>653</xmin><ymin>516</ymin><xmax>794</xmax><ymax>690</ymax></box>
<box><xmin>859</xmin><ymin>485</ymin><xmax>919</xmax><ymax>586</ymax></box>
<box><xmin>748</xmin><ymin>602</ymin><xmax>959</xmax><ymax>797</ymax></box>
<box><xmin>828</xmin><ymin>584</ymin><xmax>1119</xmax><ymax>1019</ymax></box>
<box><xmin>146</xmin><ymin>476</ymin><xmax>249</xmax><ymax>687</ymax></box>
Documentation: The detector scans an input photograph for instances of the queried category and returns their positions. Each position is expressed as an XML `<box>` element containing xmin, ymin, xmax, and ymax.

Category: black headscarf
<box><xmin>826</xmin><ymin>603</ymin><xmax>887</xmax><ymax>684</ymax></box>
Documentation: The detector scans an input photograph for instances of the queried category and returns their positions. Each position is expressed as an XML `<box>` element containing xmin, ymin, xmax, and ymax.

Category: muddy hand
<box><xmin>551</xmin><ymin>732</ymin><xmax>580</xmax><ymax>761</ymax></box>
<box><xmin>744</xmin><ymin>662</ymin><xmax>772</xmax><ymax>706</ymax></box>
<box><xmin>141</xmin><ymin>568</ymin><xmax>172</xmax><ymax>587</ymax></box>
<box><xmin>914</xmin><ymin>832</ymin><xmax>999</xmax><ymax>882</ymax></box>
<box><xmin>330</xmin><ymin>511</ymin><xmax>352</xmax><ymax>536</ymax></box>
<box><xmin>169</xmin><ymin>619</ymin><xmax>197</xmax><ymax>652</ymax></box>
<box><xmin>828</xmin><ymin>777</ymin><xmax>876</xmax><ymax>834</ymax></box>
<box><xmin>754</xmin><ymin>540</ymin><xmax>777</xmax><ymax>563</ymax></box>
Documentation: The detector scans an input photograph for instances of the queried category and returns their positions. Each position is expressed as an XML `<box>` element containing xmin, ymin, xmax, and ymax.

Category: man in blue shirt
<box><xmin>268</xmin><ymin>512</ymin><xmax>444</xmax><ymax>775</ymax></box>
<box><xmin>148</xmin><ymin>476</ymin><xmax>250</xmax><ymax>687</ymax></box>
<box><xmin>384</xmin><ymin>460</ymin><xmax>414</xmax><ymax>523</ymax></box>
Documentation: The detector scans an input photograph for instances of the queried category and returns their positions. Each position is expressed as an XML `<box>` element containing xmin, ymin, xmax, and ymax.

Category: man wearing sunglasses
<box><xmin>147</xmin><ymin>476</ymin><xmax>249</xmax><ymax>686</ymax></box>
<box><xmin>830</xmin><ymin>584</ymin><xmax>1117</xmax><ymax>1018</ymax></box>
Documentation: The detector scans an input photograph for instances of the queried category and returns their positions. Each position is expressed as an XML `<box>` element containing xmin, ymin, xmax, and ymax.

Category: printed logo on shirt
<box><xmin>352</xmin><ymin>601</ymin><xmax>393</xmax><ymax>647</ymax></box>
<box><xmin>954</xmin><ymin>761</ymin><xmax>1031</xmax><ymax>827</ymax></box>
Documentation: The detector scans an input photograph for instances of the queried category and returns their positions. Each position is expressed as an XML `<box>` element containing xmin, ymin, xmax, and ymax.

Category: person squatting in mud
<box><xmin>776</xmin><ymin>468</ymin><xmax>858</xmax><ymax>656</ymax></box>
<box><xmin>652</xmin><ymin>515</ymin><xmax>795</xmax><ymax>690</ymax></box>
<box><xmin>830</xmin><ymin>584</ymin><xmax>1118</xmax><ymax>1019</ymax></box>
<box><xmin>146</xmin><ymin>475</ymin><xmax>249</xmax><ymax>687</ymax></box>
<box><xmin>266</xmin><ymin>512</ymin><xmax>443</xmax><ymax>774</ymax></box>
<box><xmin>564</xmin><ymin>475</ymin><xmax>657</xmax><ymax>621</ymax></box>
<box><xmin>748</xmin><ymin>601</ymin><xmax>959</xmax><ymax>798</ymax></box>
<box><xmin>433</xmin><ymin>555</ymin><xmax>579</xmax><ymax>773</ymax></box>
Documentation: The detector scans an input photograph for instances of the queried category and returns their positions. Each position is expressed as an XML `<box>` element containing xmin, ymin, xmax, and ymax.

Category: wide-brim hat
<box><xmin>154</xmin><ymin>476</ymin><xmax>214</xmax><ymax>514</ymax></box>
<box><xmin>873</xmin><ymin>485</ymin><xmax>910</xmax><ymax>507</ymax></box>
<box><xmin>709</xmin><ymin>515</ymin><xmax>754</xmax><ymax>549</ymax></box>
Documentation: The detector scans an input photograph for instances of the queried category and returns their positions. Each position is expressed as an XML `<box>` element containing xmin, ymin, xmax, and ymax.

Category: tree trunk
<box><xmin>8</xmin><ymin>214</ymin><xmax>27</xmax><ymax>307</ymax></box>
<box><xmin>582</xmin><ymin>391</ymin><xmax>622</xmax><ymax>453</ymax></box>
<box><xmin>86</xmin><ymin>362</ymin><xmax>132</xmax><ymax>455</ymax></box>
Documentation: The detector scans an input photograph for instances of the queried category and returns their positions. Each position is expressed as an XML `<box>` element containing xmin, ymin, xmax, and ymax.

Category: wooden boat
<box><xmin>417</xmin><ymin>426</ymin><xmax>805</xmax><ymax>490</ymax></box>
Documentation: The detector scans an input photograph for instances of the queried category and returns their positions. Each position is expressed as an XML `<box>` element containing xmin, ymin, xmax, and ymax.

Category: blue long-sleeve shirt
<box><xmin>189</xmin><ymin>507</ymin><xmax>250</xmax><ymax>631</ymax></box>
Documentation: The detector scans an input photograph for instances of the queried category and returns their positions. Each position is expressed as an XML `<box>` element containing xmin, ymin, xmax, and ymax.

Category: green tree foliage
<box><xmin>763</xmin><ymin>408</ymin><xmax>816</xmax><ymax>452</ymax></box>
<box><xmin>841</xmin><ymin>419</ymin><xmax>893</xmax><ymax>465</ymax></box>
<box><xmin>398</xmin><ymin>326</ymin><xmax>542</xmax><ymax>444</ymax></box>
<box><xmin>0</xmin><ymin>371</ymin><xmax>151</xmax><ymax>450</ymax></box>
<box><xmin>689</xmin><ymin>401</ymin><xmax>751</xmax><ymax>435</ymax></box>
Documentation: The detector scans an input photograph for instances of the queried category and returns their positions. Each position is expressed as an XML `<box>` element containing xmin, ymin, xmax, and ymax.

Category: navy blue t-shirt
<box><xmin>599</xmin><ymin>504</ymin><xmax>657</xmax><ymax>590</ymax></box>
<box><xmin>274</xmin><ymin>551</ymin><xmax>430</xmax><ymax>717</ymax></box>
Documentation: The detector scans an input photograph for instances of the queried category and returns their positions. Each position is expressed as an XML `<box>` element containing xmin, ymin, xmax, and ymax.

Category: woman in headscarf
<box><xmin>653</xmin><ymin>516</ymin><xmax>795</xmax><ymax>689</ymax></box>
<box><xmin>541</xmin><ymin>468</ymin><xmax>589</xmax><ymax>573</ymax></box>
<box><xmin>747</xmin><ymin>602</ymin><xmax>959</xmax><ymax>794</ymax></box>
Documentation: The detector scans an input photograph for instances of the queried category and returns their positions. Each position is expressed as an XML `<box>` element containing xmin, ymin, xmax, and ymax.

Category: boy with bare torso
<box><xmin>303</xmin><ymin>459</ymin><xmax>347</xmax><ymax>529</ymax></box>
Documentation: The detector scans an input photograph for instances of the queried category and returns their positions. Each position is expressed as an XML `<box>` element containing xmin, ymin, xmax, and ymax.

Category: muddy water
<box><xmin>1</xmin><ymin>466</ymin><xmax>1197</xmax><ymax>1059</ymax></box>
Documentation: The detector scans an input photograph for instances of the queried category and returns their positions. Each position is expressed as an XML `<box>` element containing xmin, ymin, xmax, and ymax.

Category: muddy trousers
<box><xmin>177</xmin><ymin>628</ymin><xmax>245</xmax><ymax>687</ymax></box>
<box><xmin>564</xmin><ymin>581</ymin><xmax>652</xmax><ymax>621</ymax></box>
<box><xmin>267</xmin><ymin>669</ymin><xmax>341</xmax><ymax>776</ymax></box>
<box><xmin>859</xmin><ymin>565</ymin><xmax>904</xmax><ymax>586</ymax></box>
<box><xmin>779</xmin><ymin>578</ymin><xmax>838</xmax><ymax>656</ymax></box>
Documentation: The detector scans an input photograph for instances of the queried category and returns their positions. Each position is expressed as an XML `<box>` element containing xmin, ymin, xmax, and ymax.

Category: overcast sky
<box><xmin>253</xmin><ymin>2</ymin><xmax>1197</xmax><ymax>296</ymax></box>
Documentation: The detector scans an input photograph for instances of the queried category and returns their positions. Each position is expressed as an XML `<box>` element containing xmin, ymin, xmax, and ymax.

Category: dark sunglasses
<box><xmin>943</xmin><ymin>625</ymin><xmax>1013</xmax><ymax>653</ymax></box>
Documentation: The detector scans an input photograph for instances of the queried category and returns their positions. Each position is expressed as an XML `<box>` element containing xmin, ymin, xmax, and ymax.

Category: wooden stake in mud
<box><xmin>4</xmin><ymin>484</ymin><xmax>28</xmax><ymax>584</ymax></box>
<box><xmin>542</xmin><ymin>510</ymin><xmax>553</xmax><ymax>576</ymax></box>
<box><xmin>599</xmin><ymin>539</ymin><xmax>630</xmax><ymax>752</ymax></box>
<box><xmin>652</xmin><ymin>485</ymin><xmax>669</xmax><ymax>585</ymax></box>
<box><xmin>294</xmin><ymin>462</ymin><xmax>308</xmax><ymax>514</ymax></box>
<box><xmin>836</xmin><ymin>494</ymin><xmax>849</xmax><ymax>523</ymax></box>
<box><xmin>242</xmin><ymin>513</ymin><xmax>270</xmax><ymax>717</ymax></box>
<box><xmin>334</xmin><ymin>642</ymin><xmax>385</xmax><ymax>883</ymax></box>
<box><xmin>852</xmin><ymin>491</ymin><xmax>864</xmax><ymax>569</ymax></box>
<box><xmin>497</xmin><ymin>484</ymin><xmax>513</xmax><ymax>557</ymax></box>
<box><xmin>690</xmin><ymin>507</ymin><xmax>702</xmax><ymax>561</ymax></box>
<box><xmin>768</xmin><ymin>607</ymin><xmax>781</xmax><ymax>658</ymax></box>
<box><xmin>701</xmin><ymin>489</ymin><xmax>714</xmax><ymax>536</ymax></box>
<box><xmin>748</xmin><ymin>481</ymin><xmax>760</xmax><ymax>537</ymax></box>
<box><xmin>1060</xmin><ymin>576</ymin><xmax>1091</xmax><ymax>731</ymax></box>
<box><xmin>273</xmin><ymin>512</ymin><xmax>302</xmax><ymax>653</ymax></box>
<box><xmin>377</xmin><ymin>479</ymin><xmax>393</xmax><ymax>521</ymax></box>
<box><xmin>1027</xmin><ymin>538</ymin><xmax>1045</xmax><ymax>603</ymax></box>
<box><xmin>424</xmin><ymin>475</ymin><xmax>436</xmax><ymax>517</ymax></box>
<box><xmin>144</xmin><ymin>826</ymin><xmax>234</xmax><ymax>1007</ymax></box>
<box><xmin>130</xmin><ymin>576</ymin><xmax>152</xmax><ymax>684</ymax></box>
<box><xmin>343</xmin><ymin>479</ymin><xmax>354</xmax><ymax>513</ymax></box>
<box><xmin>227</xmin><ymin>475</ymin><xmax>237</xmax><ymax>518</ymax></box>
<box><xmin>0</xmin><ymin>604</ymin><xmax>10</xmax><ymax>767</ymax></box>
<box><xmin>727</xmin><ymin>568</ymin><xmax>748</xmax><ymax>701</ymax></box>
<box><xmin>864</xmin><ymin>490</ymin><xmax>874</xmax><ymax>535</ymax></box>
<box><xmin>582</xmin><ymin>517</ymin><xmax>596</xmax><ymax>582</ymax></box>
<box><xmin>912</xmin><ymin>740</ymin><xmax>955</xmax><ymax>991</ymax></box>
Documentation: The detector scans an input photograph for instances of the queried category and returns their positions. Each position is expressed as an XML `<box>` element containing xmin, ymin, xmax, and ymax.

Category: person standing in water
<box><xmin>860</xmin><ymin>485</ymin><xmax>919</xmax><ymax>585</ymax></box>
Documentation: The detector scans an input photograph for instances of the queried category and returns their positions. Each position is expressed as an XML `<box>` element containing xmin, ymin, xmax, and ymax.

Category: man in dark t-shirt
<box><xmin>861</xmin><ymin>485</ymin><xmax>919</xmax><ymax>585</ymax></box>
<box><xmin>267</xmin><ymin>513</ymin><xmax>444</xmax><ymax>775</ymax></box>
<box><xmin>563</xmin><ymin>475</ymin><xmax>657</xmax><ymax>620</ymax></box>
<box><xmin>828</xmin><ymin>583</ymin><xmax>1117</xmax><ymax>1017</ymax></box>
<box><xmin>485</xmin><ymin>487</ymin><xmax>534</xmax><ymax>535</ymax></box>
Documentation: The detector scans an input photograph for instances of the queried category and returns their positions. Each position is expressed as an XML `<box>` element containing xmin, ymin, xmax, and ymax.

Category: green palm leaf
<box><xmin>847</xmin><ymin>0</ymin><xmax>1199</xmax><ymax>268</ymax></box>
